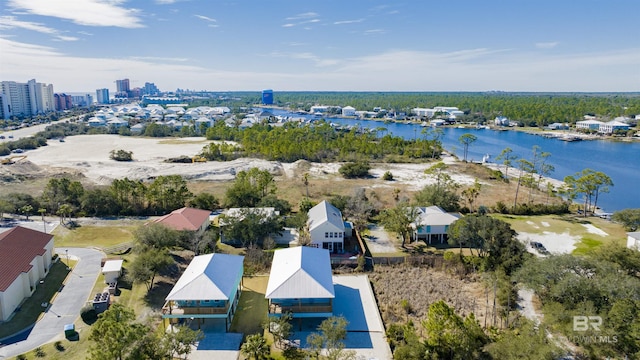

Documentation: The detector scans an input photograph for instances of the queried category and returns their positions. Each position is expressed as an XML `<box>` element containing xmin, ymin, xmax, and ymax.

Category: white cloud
<box><xmin>129</xmin><ymin>56</ymin><xmax>189</xmax><ymax>62</ymax></box>
<box><xmin>536</xmin><ymin>41</ymin><xmax>559</xmax><ymax>49</ymax></box>
<box><xmin>286</xmin><ymin>12</ymin><xmax>318</xmax><ymax>20</ymax></box>
<box><xmin>364</xmin><ymin>29</ymin><xmax>386</xmax><ymax>35</ymax></box>
<box><xmin>0</xmin><ymin>16</ymin><xmax>78</xmax><ymax>41</ymax></box>
<box><xmin>334</xmin><ymin>19</ymin><xmax>364</xmax><ymax>25</ymax></box>
<box><xmin>7</xmin><ymin>0</ymin><xmax>144</xmax><ymax>28</ymax></box>
<box><xmin>283</xmin><ymin>12</ymin><xmax>321</xmax><ymax>27</ymax></box>
<box><xmin>1</xmin><ymin>37</ymin><xmax>639</xmax><ymax>92</ymax></box>
<box><xmin>194</xmin><ymin>15</ymin><xmax>216</xmax><ymax>22</ymax></box>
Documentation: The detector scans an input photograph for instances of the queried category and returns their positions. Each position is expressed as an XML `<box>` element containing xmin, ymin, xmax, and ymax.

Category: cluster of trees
<box><xmin>612</xmin><ymin>208</ymin><xmax>640</xmax><ymax>231</ymax></box>
<box><xmin>385</xmin><ymin>300</ymin><xmax>564</xmax><ymax>360</ymax></box>
<box><xmin>562</xmin><ymin>169</ymin><xmax>614</xmax><ymax>215</ymax></box>
<box><xmin>88</xmin><ymin>303</ymin><xmax>202</xmax><ymax>360</ymax></box>
<box><xmin>242</xmin><ymin>315</ymin><xmax>355</xmax><ymax>360</ymax></box>
<box><xmin>236</xmin><ymin>92</ymin><xmax>640</xmax><ymax>127</ymax></box>
<box><xmin>0</xmin><ymin>175</ymin><xmax>213</xmax><ymax>219</ymax></box>
<box><xmin>205</xmin><ymin>121</ymin><xmax>442</xmax><ymax>163</ymax></box>
<box><xmin>516</xmin><ymin>246</ymin><xmax>640</xmax><ymax>358</ymax></box>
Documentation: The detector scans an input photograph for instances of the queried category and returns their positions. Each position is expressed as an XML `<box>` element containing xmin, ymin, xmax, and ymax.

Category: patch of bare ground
<box><xmin>369</xmin><ymin>265</ymin><xmax>492</xmax><ymax>330</ymax></box>
<box><xmin>144</xmin><ymin>249</ymin><xmax>195</xmax><ymax>311</ymax></box>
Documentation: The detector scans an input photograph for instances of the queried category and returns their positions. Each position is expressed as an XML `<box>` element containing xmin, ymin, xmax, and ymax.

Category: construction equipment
<box><xmin>192</xmin><ymin>156</ymin><xmax>207</xmax><ymax>163</ymax></box>
<box><xmin>1</xmin><ymin>155</ymin><xmax>27</xmax><ymax>165</ymax></box>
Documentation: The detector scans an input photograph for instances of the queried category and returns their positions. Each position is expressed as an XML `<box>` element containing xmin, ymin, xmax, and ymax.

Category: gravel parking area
<box><xmin>364</xmin><ymin>225</ymin><xmax>398</xmax><ymax>254</ymax></box>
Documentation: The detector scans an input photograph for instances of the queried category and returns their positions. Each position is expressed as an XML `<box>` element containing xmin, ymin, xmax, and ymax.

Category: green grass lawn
<box><xmin>0</xmin><ymin>260</ymin><xmax>73</xmax><ymax>339</ymax></box>
<box><xmin>53</xmin><ymin>225</ymin><xmax>137</xmax><ymax>249</ymax></box>
<box><xmin>230</xmin><ymin>276</ymin><xmax>269</xmax><ymax>336</ymax></box>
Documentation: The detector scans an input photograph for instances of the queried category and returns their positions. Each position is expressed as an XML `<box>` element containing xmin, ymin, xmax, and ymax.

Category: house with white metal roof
<box><xmin>162</xmin><ymin>253</ymin><xmax>244</xmax><ymax>331</ymax></box>
<box><xmin>307</xmin><ymin>200</ymin><xmax>346</xmax><ymax>253</ymax></box>
<box><xmin>265</xmin><ymin>246</ymin><xmax>334</xmax><ymax>318</ymax></box>
<box><xmin>599</xmin><ymin>120</ymin><xmax>630</xmax><ymax>134</ymax></box>
<box><xmin>627</xmin><ymin>232</ymin><xmax>640</xmax><ymax>251</ymax></box>
<box><xmin>576</xmin><ymin>119</ymin><xmax>604</xmax><ymax>131</ymax></box>
<box><xmin>411</xmin><ymin>206</ymin><xmax>461</xmax><ymax>244</ymax></box>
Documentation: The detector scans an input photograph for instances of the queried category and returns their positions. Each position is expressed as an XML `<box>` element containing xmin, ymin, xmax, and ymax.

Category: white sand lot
<box><xmin>19</xmin><ymin>135</ymin><xmax>279</xmax><ymax>184</ymax></box>
<box><xmin>582</xmin><ymin>223</ymin><xmax>608</xmax><ymax>237</ymax></box>
<box><xmin>517</xmin><ymin>231</ymin><xmax>579</xmax><ymax>256</ymax></box>
<box><xmin>10</xmin><ymin>135</ymin><xmax>482</xmax><ymax>189</ymax></box>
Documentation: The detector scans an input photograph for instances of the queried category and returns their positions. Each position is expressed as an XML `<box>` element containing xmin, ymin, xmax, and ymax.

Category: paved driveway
<box><xmin>0</xmin><ymin>248</ymin><xmax>103</xmax><ymax>358</ymax></box>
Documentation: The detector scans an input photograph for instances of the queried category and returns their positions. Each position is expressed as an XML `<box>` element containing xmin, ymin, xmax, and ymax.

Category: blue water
<box><xmin>263</xmin><ymin>109</ymin><xmax>640</xmax><ymax>212</ymax></box>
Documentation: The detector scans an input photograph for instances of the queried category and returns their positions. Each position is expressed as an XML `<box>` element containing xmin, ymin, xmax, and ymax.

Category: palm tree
<box><xmin>240</xmin><ymin>334</ymin><xmax>270</xmax><ymax>360</ymax></box>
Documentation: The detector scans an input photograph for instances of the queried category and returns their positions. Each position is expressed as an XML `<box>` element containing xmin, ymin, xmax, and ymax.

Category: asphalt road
<box><xmin>0</xmin><ymin>248</ymin><xmax>103</xmax><ymax>359</ymax></box>
<box><xmin>0</xmin><ymin>118</ymin><xmax>74</xmax><ymax>144</ymax></box>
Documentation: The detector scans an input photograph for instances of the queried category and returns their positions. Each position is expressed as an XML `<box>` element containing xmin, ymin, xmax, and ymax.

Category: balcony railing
<box><xmin>162</xmin><ymin>303</ymin><xmax>229</xmax><ymax>315</ymax></box>
<box><xmin>269</xmin><ymin>303</ymin><xmax>332</xmax><ymax>314</ymax></box>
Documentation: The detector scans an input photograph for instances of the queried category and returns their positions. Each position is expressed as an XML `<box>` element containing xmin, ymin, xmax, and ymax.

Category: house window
<box><xmin>325</xmin><ymin>232</ymin><xmax>329</xmax><ymax>238</ymax></box>
<box><xmin>329</xmin><ymin>232</ymin><xmax>333</xmax><ymax>238</ymax></box>
<box><xmin>444</xmin><ymin>225</ymin><xmax>449</xmax><ymax>232</ymax></box>
<box><xmin>339</xmin><ymin>233</ymin><xmax>343</xmax><ymax>238</ymax></box>
<box><xmin>426</xmin><ymin>225</ymin><xmax>431</xmax><ymax>233</ymax></box>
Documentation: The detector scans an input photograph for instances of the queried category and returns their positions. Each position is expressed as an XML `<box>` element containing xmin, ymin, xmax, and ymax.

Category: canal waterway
<box><xmin>264</xmin><ymin>108</ymin><xmax>640</xmax><ymax>212</ymax></box>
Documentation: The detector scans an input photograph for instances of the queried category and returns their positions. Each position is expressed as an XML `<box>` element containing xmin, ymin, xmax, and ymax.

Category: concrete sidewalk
<box><xmin>0</xmin><ymin>248</ymin><xmax>103</xmax><ymax>359</ymax></box>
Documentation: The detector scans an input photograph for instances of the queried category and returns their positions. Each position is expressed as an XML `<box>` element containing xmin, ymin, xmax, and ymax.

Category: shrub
<box><xmin>339</xmin><ymin>162</ymin><xmax>370</xmax><ymax>179</ymax></box>
<box><xmin>54</xmin><ymin>340</ymin><xmax>65</xmax><ymax>351</ymax></box>
<box><xmin>109</xmin><ymin>149</ymin><xmax>133</xmax><ymax>161</ymax></box>
<box><xmin>34</xmin><ymin>346</ymin><xmax>45</xmax><ymax>357</ymax></box>
<box><xmin>17</xmin><ymin>355</ymin><xmax>27</xmax><ymax>360</ymax></box>
<box><xmin>80</xmin><ymin>304</ymin><xmax>98</xmax><ymax>324</ymax></box>
<box><xmin>382</xmin><ymin>171</ymin><xmax>394</xmax><ymax>181</ymax></box>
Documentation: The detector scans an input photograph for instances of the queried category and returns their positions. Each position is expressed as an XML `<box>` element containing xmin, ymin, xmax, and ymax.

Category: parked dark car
<box><xmin>531</xmin><ymin>241</ymin><xmax>549</xmax><ymax>254</ymax></box>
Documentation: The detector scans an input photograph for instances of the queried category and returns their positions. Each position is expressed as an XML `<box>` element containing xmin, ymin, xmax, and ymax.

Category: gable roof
<box><xmin>265</xmin><ymin>246</ymin><xmax>335</xmax><ymax>299</ymax></box>
<box><xmin>153</xmin><ymin>207</ymin><xmax>211</xmax><ymax>231</ymax></box>
<box><xmin>166</xmin><ymin>253</ymin><xmax>244</xmax><ymax>301</ymax></box>
<box><xmin>415</xmin><ymin>206</ymin><xmax>460</xmax><ymax>226</ymax></box>
<box><xmin>0</xmin><ymin>226</ymin><xmax>54</xmax><ymax>292</ymax></box>
<box><xmin>307</xmin><ymin>200</ymin><xmax>345</xmax><ymax>232</ymax></box>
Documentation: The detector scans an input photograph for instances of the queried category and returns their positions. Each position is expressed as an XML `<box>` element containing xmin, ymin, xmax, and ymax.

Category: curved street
<box><xmin>0</xmin><ymin>248</ymin><xmax>103</xmax><ymax>359</ymax></box>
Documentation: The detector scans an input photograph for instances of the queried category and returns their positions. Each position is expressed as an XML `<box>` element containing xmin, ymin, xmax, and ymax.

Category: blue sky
<box><xmin>1</xmin><ymin>0</ymin><xmax>639</xmax><ymax>93</ymax></box>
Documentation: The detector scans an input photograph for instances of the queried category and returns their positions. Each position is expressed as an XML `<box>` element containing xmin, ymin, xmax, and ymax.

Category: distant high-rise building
<box><xmin>144</xmin><ymin>82</ymin><xmax>160</xmax><ymax>96</ymax></box>
<box><xmin>0</xmin><ymin>93</ymin><xmax>10</xmax><ymax>119</ymax></box>
<box><xmin>262</xmin><ymin>89</ymin><xmax>274</xmax><ymax>105</ymax></box>
<box><xmin>71</xmin><ymin>94</ymin><xmax>93</xmax><ymax>107</ymax></box>
<box><xmin>96</xmin><ymin>88</ymin><xmax>110</xmax><ymax>104</ymax></box>
<box><xmin>115</xmin><ymin>78</ymin><xmax>130</xmax><ymax>98</ymax></box>
<box><xmin>27</xmin><ymin>79</ymin><xmax>55</xmax><ymax>114</ymax></box>
<box><xmin>0</xmin><ymin>79</ymin><xmax>54</xmax><ymax>117</ymax></box>
<box><xmin>54</xmin><ymin>93</ymin><xmax>73</xmax><ymax>111</ymax></box>
<box><xmin>130</xmin><ymin>87</ymin><xmax>142</xmax><ymax>99</ymax></box>
<box><xmin>116</xmin><ymin>78</ymin><xmax>130</xmax><ymax>92</ymax></box>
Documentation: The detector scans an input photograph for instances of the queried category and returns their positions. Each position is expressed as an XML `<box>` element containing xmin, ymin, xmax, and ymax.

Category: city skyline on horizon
<box><xmin>1</xmin><ymin>0</ymin><xmax>639</xmax><ymax>93</ymax></box>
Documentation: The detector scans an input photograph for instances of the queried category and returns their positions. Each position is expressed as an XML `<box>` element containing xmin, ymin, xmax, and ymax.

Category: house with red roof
<box><xmin>0</xmin><ymin>226</ymin><xmax>54</xmax><ymax>321</ymax></box>
<box><xmin>153</xmin><ymin>207</ymin><xmax>211</xmax><ymax>235</ymax></box>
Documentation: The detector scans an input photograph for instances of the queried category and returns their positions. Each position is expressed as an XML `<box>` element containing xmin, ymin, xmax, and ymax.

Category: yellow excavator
<box><xmin>1</xmin><ymin>155</ymin><xmax>27</xmax><ymax>165</ymax></box>
<box><xmin>192</xmin><ymin>156</ymin><xmax>207</xmax><ymax>163</ymax></box>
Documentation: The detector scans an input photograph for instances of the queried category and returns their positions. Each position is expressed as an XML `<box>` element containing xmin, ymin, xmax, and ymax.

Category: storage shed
<box><xmin>102</xmin><ymin>259</ymin><xmax>123</xmax><ymax>284</ymax></box>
